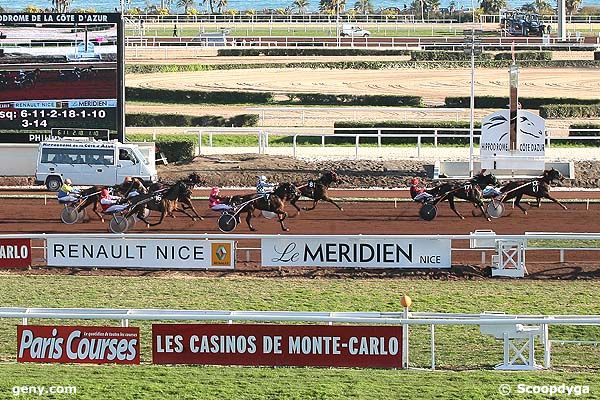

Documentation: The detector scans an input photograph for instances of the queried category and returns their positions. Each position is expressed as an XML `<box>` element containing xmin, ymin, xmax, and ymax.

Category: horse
<box><xmin>289</xmin><ymin>171</ymin><xmax>343</xmax><ymax>213</ymax></box>
<box><xmin>425</xmin><ymin>173</ymin><xmax>499</xmax><ymax>221</ymax></box>
<box><xmin>62</xmin><ymin>185</ymin><xmax>106</xmax><ymax>222</ymax></box>
<box><xmin>124</xmin><ymin>180</ymin><xmax>192</xmax><ymax>227</ymax></box>
<box><xmin>498</xmin><ymin>168</ymin><xmax>567</xmax><ymax>214</ymax></box>
<box><xmin>223</xmin><ymin>182</ymin><xmax>298</xmax><ymax>231</ymax></box>
<box><xmin>158</xmin><ymin>173</ymin><xmax>204</xmax><ymax>221</ymax></box>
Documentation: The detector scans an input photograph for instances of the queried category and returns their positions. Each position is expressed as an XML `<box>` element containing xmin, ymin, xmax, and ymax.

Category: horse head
<box><xmin>474</xmin><ymin>173</ymin><xmax>499</xmax><ymax>188</ymax></box>
<box><xmin>544</xmin><ymin>168</ymin><xmax>564</xmax><ymax>185</ymax></box>
<box><xmin>187</xmin><ymin>172</ymin><xmax>204</xmax><ymax>185</ymax></box>
<box><xmin>320</xmin><ymin>171</ymin><xmax>339</xmax><ymax>186</ymax></box>
<box><xmin>273</xmin><ymin>182</ymin><xmax>297</xmax><ymax>201</ymax></box>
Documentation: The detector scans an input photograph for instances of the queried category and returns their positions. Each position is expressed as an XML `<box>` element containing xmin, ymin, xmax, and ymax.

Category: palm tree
<box><xmin>292</xmin><ymin>0</ymin><xmax>309</xmax><ymax>14</ymax></box>
<box><xmin>216</xmin><ymin>0</ymin><xmax>227</xmax><ymax>13</ymax></box>
<box><xmin>319</xmin><ymin>0</ymin><xmax>346</xmax><ymax>13</ymax></box>
<box><xmin>354</xmin><ymin>0</ymin><xmax>373</xmax><ymax>14</ymax></box>
<box><xmin>565</xmin><ymin>0</ymin><xmax>582</xmax><ymax>15</ymax></box>
<box><xmin>50</xmin><ymin>0</ymin><xmax>72</xmax><ymax>12</ymax></box>
<box><xmin>534</xmin><ymin>0</ymin><xmax>553</xmax><ymax>14</ymax></box>
<box><xmin>479</xmin><ymin>0</ymin><xmax>506</xmax><ymax>14</ymax></box>
<box><xmin>177</xmin><ymin>0</ymin><xmax>195</xmax><ymax>14</ymax></box>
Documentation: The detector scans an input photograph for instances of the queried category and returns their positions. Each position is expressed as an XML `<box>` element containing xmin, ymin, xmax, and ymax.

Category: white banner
<box><xmin>480</xmin><ymin>110</ymin><xmax>545</xmax><ymax>170</ymax></box>
<box><xmin>261</xmin><ymin>237</ymin><xmax>451</xmax><ymax>268</ymax></box>
<box><xmin>47</xmin><ymin>238</ymin><xmax>235</xmax><ymax>269</ymax></box>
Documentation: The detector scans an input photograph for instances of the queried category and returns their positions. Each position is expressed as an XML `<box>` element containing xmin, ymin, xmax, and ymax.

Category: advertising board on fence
<box><xmin>47</xmin><ymin>238</ymin><xmax>234</xmax><ymax>269</ymax></box>
<box><xmin>152</xmin><ymin>324</ymin><xmax>402</xmax><ymax>368</ymax></box>
<box><xmin>261</xmin><ymin>237</ymin><xmax>451</xmax><ymax>268</ymax></box>
<box><xmin>17</xmin><ymin>325</ymin><xmax>140</xmax><ymax>364</ymax></box>
<box><xmin>0</xmin><ymin>238</ymin><xmax>31</xmax><ymax>268</ymax></box>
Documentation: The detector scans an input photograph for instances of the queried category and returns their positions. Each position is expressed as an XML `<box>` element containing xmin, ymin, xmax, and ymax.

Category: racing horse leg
<box><xmin>178</xmin><ymin>198</ymin><xmax>205</xmax><ymax>221</ymax></box>
<box><xmin>543</xmin><ymin>193</ymin><xmax>568</xmax><ymax>210</ymax></box>
<box><xmin>321</xmin><ymin>194</ymin><xmax>344</xmax><ymax>212</ymax></box>
<box><xmin>245</xmin><ymin>208</ymin><xmax>256</xmax><ymax>231</ymax></box>
<box><xmin>475</xmin><ymin>199</ymin><xmax>491</xmax><ymax>221</ymax></box>
<box><xmin>513</xmin><ymin>193</ymin><xmax>528</xmax><ymax>215</ymax></box>
<box><xmin>274</xmin><ymin>208</ymin><xmax>289</xmax><ymax>232</ymax></box>
<box><xmin>447</xmin><ymin>196</ymin><xmax>465</xmax><ymax>219</ymax></box>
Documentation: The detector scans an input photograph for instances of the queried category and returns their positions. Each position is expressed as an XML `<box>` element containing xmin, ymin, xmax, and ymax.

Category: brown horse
<box><xmin>499</xmin><ymin>168</ymin><xmax>567</xmax><ymax>214</ymax></box>
<box><xmin>161</xmin><ymin>173</ymin><xmax>204</xmax><ymax>221</ymax></box>
<box><xmin>289</xmin><ymin>171</ymin><xmax>343</xmax><ymax>213</ymax></box>
<box><xmin>223</xmin><ymin>183</ymin><xmax>297</xmax><ymax>231</ymax></box>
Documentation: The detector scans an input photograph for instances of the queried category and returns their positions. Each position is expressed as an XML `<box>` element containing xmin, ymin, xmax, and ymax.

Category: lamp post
<box><xmin>336</xmin><ymin>1</ymin><xmax>340</xmax><ymax>47</ymax></box>
<box><xmin>464</xmin><ymin>29</ymin><xmax>482</xmax><ymax>177</ymax></box>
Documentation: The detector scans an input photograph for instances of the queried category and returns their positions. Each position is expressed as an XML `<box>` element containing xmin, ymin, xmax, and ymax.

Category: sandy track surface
<box><xmin>126</xmin><ymin>67</ymin><xmax>600</xmax><ymax>105</ymax></box>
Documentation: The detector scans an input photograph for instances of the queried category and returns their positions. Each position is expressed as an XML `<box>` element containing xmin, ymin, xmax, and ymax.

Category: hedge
<box><xmin>125</xmin><ymin>87</ymin><xmax>274</xmax><ymax>104</ymax></box>
<box><xmin>153</xmin><ymin>137</ymin><xmax>195</xmax><ymax>162</ymax></box>
<box><xmin>126</xmin><ymin>60</ymin><xmax>600</xmax><ymax>74</ymax></box>
<box><xmin>539</xmin><ymin>104</ymin><xmax>600</xmax><ymax>119</ymax></box>
<box><xmin>217</xmin><ymin>48</ymin><xmax>411</xmax><ymax>57</ymax></box>
<box><xmin>285</xmin><ymin>93</ymin><xmax>423</xmax><ymax>107</ymax></box>
<box><xmin>493</xmin><ymin>51</ymin><xmax>552</xmax><ymax>61</ymax></box>
<box><xmin>410</xmin><ymin>51</ymin><xmax>493</xmax><ymax>61</ymax></box>
<box><xmin>333</xmin><ymin>120</ymin><xmax>478</xmax><ymax>145</ymax></box>
<box><xmin>125</xmin><ymin>113</ymin><xmax>258</xmax><ymax>127</ymax></box>
<box><xmin>445</xmin><ymin>96</ymin><xmax>600</xmax><ymax>110</ymax></box>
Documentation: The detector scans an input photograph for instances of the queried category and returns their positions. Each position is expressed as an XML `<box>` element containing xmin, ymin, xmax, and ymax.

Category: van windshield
<box><xmin>132</xmin><ymin>148</ymin><xmax>149</xmax><ymax>165</ymax></box>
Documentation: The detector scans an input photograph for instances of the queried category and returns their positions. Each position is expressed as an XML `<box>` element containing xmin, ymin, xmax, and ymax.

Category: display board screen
<box><xmin>0</xmin><ymin>13</ymin><xmax>123</xmax><ymax>142</ymax></box>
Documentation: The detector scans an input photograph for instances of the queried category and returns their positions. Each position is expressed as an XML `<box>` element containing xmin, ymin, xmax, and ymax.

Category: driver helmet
<box><xmin>211</xmin><ymin>187</ymin><xmax>220</xmax><ymax>195</ymax></box>
<box><xmin>410</xmin><ymin>177</ymin><xmax>420</xmax><ymax>185</ymax></box>
<box><xmin>65</xmin><ymin>178</ymin><xmax>72</xmax><ymax>185</ymax></box>
<box><xmin>258</xmin><ymin>175</ymin><xmax>267</xmax><ymax>182</ymax></box>
<box><xmin>124</xmin><ymin>176</ymin><xmax>133</xmax><ymax>183</ymax></box>
<box><xmin>100</xmin><ymin>188</ymin><xmax>110</xmax><ymax>197</ymax></box>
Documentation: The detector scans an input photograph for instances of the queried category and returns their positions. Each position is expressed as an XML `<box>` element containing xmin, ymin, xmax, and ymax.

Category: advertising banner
<box><xmin>153</xmin><ymin>324</ymin><xmax>402</xmax><ymax>368</ymax></box>
<box><xmin>0</xmin><ymin>238</ymin><xmax>31</xmax><ymax>268</ymax></box>
<box><xmin>261</xmin><ymin>237</ymin><xmax>451</xmax><ymax>268</ymax></box>
<box><xmin>46</xmin><ymin>238</ymin><xmax>234</xmax><ymax>269</ymax></box>
<box><xmin>17</xmin><ymin>325</ymin><xmax>140</xmax><ymax>364</ymax></box>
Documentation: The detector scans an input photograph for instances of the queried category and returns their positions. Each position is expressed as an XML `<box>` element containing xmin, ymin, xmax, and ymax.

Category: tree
<box><xmin>177</xmin><ymin>0</ymin><xmax>195</xmax><ymax>14</ymax></box>
<box><xmin>319</xmin><ymin>0</ymin><xmax>346</xmax><ymax>13</ymax></box>
<box><xmin>216</xmin><ymin>0</ymin><xmax>227</xmax><ymax>13</ymax></box>
<box><xmin>565</xmin><ymin>0</ymin><xmax>582</xmax><ymax>14</ymax></box>
<box><xmin>292</xmin><ymin>0</ymin><xmax>309</xmax><ymax>14</ymax></box>
<box><xmin>50</xmin><ymin>0</ymin><xmax>72</xmax><ymax>12</ymax></box>
<box><xmin>354</xmin><ymin>0</ymin><xmax>373</xmax><ymax>14</ymax></box>
<box><xmin>479</xmin><ymin>0</ymin><xmax>506</xmax><ymax>14</ymax></box>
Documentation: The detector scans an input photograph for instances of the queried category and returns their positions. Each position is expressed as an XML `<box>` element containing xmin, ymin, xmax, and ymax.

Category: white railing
<box><xmin>2</xmin><ymin>306</ymin><xmax>599</xmax><ymax>369</ymax></box>
<box><xmin>156</xmin><ymin>126</ymin><xmax>600</xmax><ymax>160</ymax></box>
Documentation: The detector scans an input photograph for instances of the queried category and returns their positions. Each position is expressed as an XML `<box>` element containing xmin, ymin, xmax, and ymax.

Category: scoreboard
<box><xmin>0</xmin><ymin>13</ymin><xmax>124</xmax><ymax>143</ymax></box>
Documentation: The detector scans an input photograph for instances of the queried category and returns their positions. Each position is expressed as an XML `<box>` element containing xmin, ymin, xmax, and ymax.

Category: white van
<box><xmin>35</xmin><ymin>139</ymin><xmax>158</xmax><ymax>190</ymax></box>
<box><xmin>341</xmin><ymin>24</ymin><xmax>371</xmax><ymax>37</ymax></box>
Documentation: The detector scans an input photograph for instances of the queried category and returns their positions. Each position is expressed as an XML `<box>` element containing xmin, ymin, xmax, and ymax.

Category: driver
<box><xmin>409</xmin><ymin>177</ymin><xmax>434</xmax><ymax>203</ymax></box>
<box><xmin>256</xmin><ymin>175</ymin><xmax>274</xmax><ymax>196</ymax></box>
<box><xmin>56</xmin><ymin>178</ymin><xmax>80</xmax><ymax>203</ymax></box>
<box><xmin>99</xmin><ymin>188</ymin><xmax>128</xmax><ymax>214</ymax></box>
<box><xmin>121</xmin><ymin>176</ymin><xmax>146</xmax><ymax>199</ymax></box>
<box><xmin>208</xmin><ymin>187</ymin><xmax>232</xmax><ymax>212</ymax></box>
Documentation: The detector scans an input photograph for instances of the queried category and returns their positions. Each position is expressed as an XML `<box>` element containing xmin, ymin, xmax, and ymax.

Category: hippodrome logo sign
<box><xmin>47</xmin><ymin>238</ymin><xmax>234</xmax><ymax>269</ymax></box>
<box><xmin>17</xmin><ymin>325</ymin><xmax>140</xmax><ymax>364</ymax></box>
<box><xmin>153</xmin><ymin>324</ymin><xmax>402</xmax><ymax>368</ymax></box>
<box><xmin>261</xmin><ymin>237</ymin><xmax>451</xmax><ymax>268</ymax></box>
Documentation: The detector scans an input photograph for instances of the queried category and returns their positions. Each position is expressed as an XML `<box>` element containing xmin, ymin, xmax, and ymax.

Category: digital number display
<box><xmin>0</xmin><ymin>13</ymin><xmax>123</xmax><ymax>143</ymax></box>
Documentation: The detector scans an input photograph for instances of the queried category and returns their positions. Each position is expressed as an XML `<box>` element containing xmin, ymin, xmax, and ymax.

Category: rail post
<box><xmin>377</xmin><ymin>129</ymin><xmax>382</xmax><ymax>147</ymax></box>
<box><xmin>417</xmin><ymin>135</ymin><xmax>421</xmax><ymax>158</ymax></box>
<box><xmin>430</xmin><ymin>324</ymin><xmax>436</xmax><ymax>370</ymax></box>
<box><xmin>355</xmin><ymin>135</ymin><xmax>360</xmax><ymax>160</ymax></box>
<box><xmin>293</xmin><ymin>135</ymin><xmax>297</xmax><ymax>158</ymax></box>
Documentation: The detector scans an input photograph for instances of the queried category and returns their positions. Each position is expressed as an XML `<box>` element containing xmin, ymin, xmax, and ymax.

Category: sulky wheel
<box><xmin>487</xmin><ymin>201</ymin><xmax>505</xmax><ymax>219</ymax></box>
<box><xmin>109</xmin><ymin>215</ymin><xmax>129</xmax><ymax>234</ymax></box>
<box><xmin>218</xmin><ymin>213</ymin><xmax>237</xmax><ymax>233</ymax></box>
<box><xmin>127</xmin><ymin>215</ymin><xmax>137</xmax><ymax>229</ymax></box>
<box><xmin>60</xmin><ymin>206</ymin><xmax>79</xmax><ymax>224</ymax></box>
<box><xmin>419</xmin><ymin>203</ymin><xmax>438</xmax><ymax>221</ymax></box>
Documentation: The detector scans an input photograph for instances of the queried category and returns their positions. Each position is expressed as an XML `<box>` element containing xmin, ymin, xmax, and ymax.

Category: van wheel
<box><xmin>363</xmin><ymin>33</ymin><xmax>369</xmax><ymax>37</ymax></box>
<box><xmin>46</xmin><ymin>177</ymin><xmax>62</xmax><ymax>191</ymax></box>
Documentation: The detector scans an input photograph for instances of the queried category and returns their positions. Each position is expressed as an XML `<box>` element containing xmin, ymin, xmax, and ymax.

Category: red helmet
<box><xmin>410</xmin><ymin>177</ymin><xmax>420</xmax><ymax>185</ymax></box>
<box><xmin>211</xmin><ymin>187</ymin><xmax>220</xmax><ymax>195</ymax></box>
<box><xmin>101</xmin><ymin>188</ymin><xmax>109</xmax><ymax>197</ymax></box>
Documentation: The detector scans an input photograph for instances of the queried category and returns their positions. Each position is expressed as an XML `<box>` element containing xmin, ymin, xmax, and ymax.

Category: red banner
<box><xmin>17</xmin><ymin>325</ymin><xmax>140</xmax><ymax>364</ymax></box>
<box><xmin>153</xmin><ymin>324</ymin><xmax>402</xmax><ymax>368</ymax></box>
<box><xmin>0</xmin><ymin>239</ymin><xmax>31</xmax><ymax>268</ymax></box>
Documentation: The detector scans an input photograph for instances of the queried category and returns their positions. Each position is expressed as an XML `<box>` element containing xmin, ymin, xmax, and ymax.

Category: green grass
<box><xmin>0</xmin><ymin>275</ymin><xmax>599</xmax><ymax>399</ymax></box>
<box><xmin>529</xmin><ymin>239</ymin><xmax>600</xmax><ymax>248</ymax></box>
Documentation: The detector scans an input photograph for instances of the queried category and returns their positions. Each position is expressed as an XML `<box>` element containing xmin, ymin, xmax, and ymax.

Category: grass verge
<box><xmin>0</xmin><ymin>275</ymin><xmax>598</xmax><ymax>399</ymax></box>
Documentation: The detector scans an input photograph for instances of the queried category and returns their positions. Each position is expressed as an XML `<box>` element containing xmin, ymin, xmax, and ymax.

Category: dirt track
<box><xmin>126</xmin><ymin>67</ymin><xmax>600</xmax><ymax>105</ymax></box>
<box><xmin>2</xmin><ymin>195</ymin><xmax>599</xmax><ymax>279</ymax></box>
